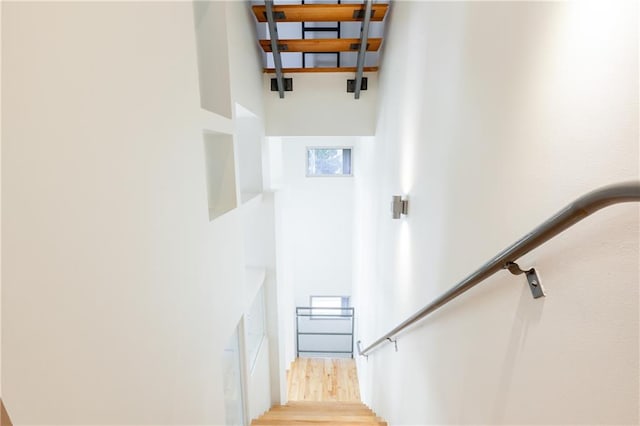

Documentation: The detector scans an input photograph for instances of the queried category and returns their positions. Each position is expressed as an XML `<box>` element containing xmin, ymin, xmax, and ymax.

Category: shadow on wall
<box><xmin>491</xmin><ymin>283</ymin><xmax>545</xmax><ymax>423</ymax></box>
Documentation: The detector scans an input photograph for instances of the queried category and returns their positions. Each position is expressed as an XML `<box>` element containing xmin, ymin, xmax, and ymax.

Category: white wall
<box><xmin>264</xmin><ymin>74</ymin><xmax>378</xmax><ymax>136</ymax></box>
<box><xmin>271</xmin><ymin>137</ymin><xmax>361</xmax><ymax>367</ymax></box>
<box><xmin>2</xmin><ymin>2</ymin><xmax>273</xmax><ymax>424</ymax></box>
<box><xmin>0</xmin><ymin>0</ymin><xmax>3</xmax><ymax>405</ymax></box>
<box><xmin>278</xmin><ymin>137</ymin><xmax>357</xmax><ymax>308</ymax></box>
<box><xmin>227</xmin><ymin>1</ymin><xmax>266</xmax><ymax>120</ymax></box>
<box><xmin>247</xmin><ymin>337</ymin><xmax>271</xmax><ymax>421</ymax></box>
<box><xmin>354</xmin><ymin>1</ymin><xmax>639</xmax><ymax>425</ymax></box>
<box><xmin>194</xmin><ymin>1</ymin><xmax>233</xmax><ymax>118</ymax></box>
<box><xmin>0</xmin><ymin>0</ymin><xmax>3</xmax><ymax>403</ymax></box>
<box><xmin>235</xmin><ymin>105</ymin><xmax>265</xmax><ymax>203</ymax></box>
<box><xmin>272</xmin><ymin>188</ymin><xmax>296</xmax><ymax>400</ymax></box>
<box><xmin>240</xmin><ymin>192</ymin><xmax>281</xmax><ymax>412</ymax></box>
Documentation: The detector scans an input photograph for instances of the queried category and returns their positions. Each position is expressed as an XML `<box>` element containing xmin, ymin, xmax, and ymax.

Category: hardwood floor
<box><xmin>251</xmin><ymin>358</ymin><xmax>387</xmax><ymax>425</ymax></box>
<box><xmin>287</xmin><ymin>358</ymin><xmax>361</xmax><ymax>402</ymax></box>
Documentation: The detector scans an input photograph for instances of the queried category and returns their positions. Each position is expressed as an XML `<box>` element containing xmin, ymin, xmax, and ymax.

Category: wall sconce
<box><xmin>391</xmin><ymin>195</ymin><xmax>409</xmax><ymax>219</ymax></box>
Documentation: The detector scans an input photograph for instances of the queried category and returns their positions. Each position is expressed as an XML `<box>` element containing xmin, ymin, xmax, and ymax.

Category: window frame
<box><xmin>305</xmin><ymin>146</ymin><xmax>354</xmax><ymax>178</ymax></box>
<box><xmin>309</xmin><ymin>295</ymin><xmax>351</xmax><ymax>320</ymax></box>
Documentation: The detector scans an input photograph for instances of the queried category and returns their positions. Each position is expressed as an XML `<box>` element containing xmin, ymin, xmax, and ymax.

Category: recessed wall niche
<box><xmin>193</xmin><ymin>1</ymin><xmax>232</xmax><ymax>118</ymax></box>
<box><xmin>235</xmin><ymin>104</ymin><xmax>264</xmax><ymax>203</ymax></box>
<box><xmin>203</xmin><ymin>131</ymin><xmax>237</xmax><ymax>221</ymax></box>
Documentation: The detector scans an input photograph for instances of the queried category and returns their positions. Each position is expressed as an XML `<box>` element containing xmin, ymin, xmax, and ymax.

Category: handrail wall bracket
<box><xmin>386</xmin><ymin>337</ymin><xmax>398</xmax><ymax>352</ymax></box>
<box><xmin>357</xmin><ymin>340</ymin><xmax>368</xmax><ymax>360</ymax></box>
<box><xmin>357</xmin><ymin>181</ymin><xmax>640</xmax><ymax>358</ymax></box>
<box><xmin>505</xmin><ymin>262</ymin><xmax>545</xmax><ymax>299</ymax></box>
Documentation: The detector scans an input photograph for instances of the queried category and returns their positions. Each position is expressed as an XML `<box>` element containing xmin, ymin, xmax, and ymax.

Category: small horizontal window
<box><xmin>306</xmin><ymin>147</ymin><xmax>352</xmax><ymax>177</ymax></box>
<box><xmin>310</xmin><ymin>296</ymin><xmax>351</xmax><ymax>318</ymax></box>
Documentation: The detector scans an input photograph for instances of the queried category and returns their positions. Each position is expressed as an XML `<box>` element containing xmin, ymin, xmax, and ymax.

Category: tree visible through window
<box><xmin>307</xmin><ymin>147</ymin><xmax>352</xmax><ymax>176</ymax></box>
<box><xmin>310</xmin><ymin>296</ymin><xmax>350</xmax><ymax>318</ymax></box>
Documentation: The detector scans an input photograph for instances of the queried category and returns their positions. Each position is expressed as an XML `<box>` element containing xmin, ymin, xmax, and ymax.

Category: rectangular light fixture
<box><xmin>391</xmin><ymin>195</ymin><xmax>409</xmax><ymax>219</ymax></box>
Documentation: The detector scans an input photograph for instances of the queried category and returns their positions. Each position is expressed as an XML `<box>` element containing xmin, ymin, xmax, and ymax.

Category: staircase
<box><xmin>251</xmin><ymin>401</ymin><xmax>387</xmax><ymax>425</ymax></box>
<box><xmin>252</xmin><ymin>2</ymin><xmax>389</xmax><ymax>74</ymax></box>
<box><xmin>251</xmin><ymin>358</ymin><xmax>387</xmax><ymax>425</ymax></box>
<box><xmin>253</xmin><ymin>0</ymin><xmax>389</xmax><ymax>98</ymax></box>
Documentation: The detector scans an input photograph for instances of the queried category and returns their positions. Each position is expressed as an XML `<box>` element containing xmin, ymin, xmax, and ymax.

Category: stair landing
<box><xmin>287</xmin><ymin>357</ymin><xmax>360</xmax><ymax>402</ymax></box>
<box><xmin>252</xmin><ymin>358</ymin><xmax>386</xmax><ymax>425</ymax></box>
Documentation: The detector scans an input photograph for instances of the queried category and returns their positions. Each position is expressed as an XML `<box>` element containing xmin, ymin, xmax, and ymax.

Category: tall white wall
<box><xmin>228</xmin><ymin>1</ymin><xmax>266</xmax><ymax>119</ymax></box>
<box><xmin>2</xmin><ymin>2</ymin><xmax>273</xmax><ymax>424</ymax></box>
<box><xmin>278</xmin><ymin>137</ymin><xmax>357</xmax><ymax>308</ymax></box>
<box><xmin>194</xmin><ymin>1</ymin><xmax>233</xmax><ymax>119</ymax></box>
<box><xmin>0</xmin><ymin>0</ymin><xmax>3</xmax><ymax>404</ymax></box>
<box><xmin>0</xmin><ymin>0</ymin><xmax>3</xmax><ymax>402</ymax></box>
<box><xmin>354</xmin><ymin>1</ymin><xmax>639</xmax><ymax>424</ymax></box>
<box><xmin>225</xmin><ymin>2</ymin><xmax>283</xmax><ymax>414</ymax></box>
<box><xmin>271</xmin><ymin>137</ymin><xmax>360</xmax><ymax>367</ymax></box>
<box><xmin>273</xmin><ymin>187</ymin><xmax>297</xmax><ymax>400</ymax></box>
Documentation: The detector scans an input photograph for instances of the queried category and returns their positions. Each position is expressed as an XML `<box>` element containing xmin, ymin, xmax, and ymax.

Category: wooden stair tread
<box><xmin>266</xmin><ymin>406</ymin><xmax>375</xmax><ymax>413</ymax></box>
<box><xmin>252</xmin><ymin>359</ymin><xmax>386</xmax><ymax>426</ymax></box>
<box><xmin>271</xmin><ymin>405</ymin><xmax>373</xmax><ymax>411</ymax></box>
<box><xmin>265</xmin><ymin>411</ymin><xmax>377</xmax><ymax>418</ymax></box>
<box><xmin>260</xmin><ymin>414</ymin><xmax>384</xmax><ymax>421</ymax></box>
<box><xmin>252</xmin><ymin>4</ymin><xmax>389</xmax><ymax>23</ymax></box>
<box><xmin>259</xmin><ymin>38</ymin><xmax>382</xmax><ymax>53</ymax></box>
<box><xmin>286</xmin><ymin>402</ymin><xmax>366</xmax><ymax>405</ymax></box>
<box><xmin>270</xmin><ymin>406</ymin><xmax>374</xmax><ymax>412</ymax></box>
<box><xmin>277</xmin><ymin>402</ymin><xmax>373</xmax><ymax>410</ymax></box>
<box><xmin>264</xmin><ymin>66</ymin><xmax>378</xmax><ymax>74</ymax></box>
<box><xmin>252</xmin><ymin>421</ymin><xmax>386</xmax><ymax>425</ymax></box>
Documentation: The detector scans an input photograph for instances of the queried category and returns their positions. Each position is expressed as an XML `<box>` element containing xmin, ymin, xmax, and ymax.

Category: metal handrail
<box><xmin>358</xmin><ymin>181</ymin><xmax>640</xmax><ymax>357</ymax></box>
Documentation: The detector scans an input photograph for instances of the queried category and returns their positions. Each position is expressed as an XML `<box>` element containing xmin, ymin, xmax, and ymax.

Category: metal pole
<box><xmin>295</xmin><ymin>308</ymin><xmax>300</xmax><ymax>358</ymax></box>
<box><xmin>265</xmin><ymin>0</ymin><xmax>285</xmax><ymax>98</ymax></box>
<box><xmin>350</xmin><ymin>308</ymin><xmax>355</xmax><ymax>358</ymax></box>
<box><xmin>353</xmin><ymin>0</ymin><xmax>372</xmax><ymax>99</ymax></box>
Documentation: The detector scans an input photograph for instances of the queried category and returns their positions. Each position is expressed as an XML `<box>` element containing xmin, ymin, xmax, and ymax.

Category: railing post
<box><xmin>295</xmin><ymin>307</ymin><xmax>300</xmax><ymax>358</ymax></box>
<box><xmin>351</xmin><ymin>307</ymin><xmax>355</xmax><ymax>358</ymax></box>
